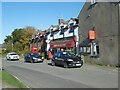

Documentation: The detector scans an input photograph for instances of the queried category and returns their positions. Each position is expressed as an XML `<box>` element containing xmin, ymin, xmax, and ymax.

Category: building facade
<box><xmin>78</xmin><ymin>1</ymin><xmax>119</xmax><ymax>66</ymax></box>
<box><xmin>47</xmin><ymin>18</ymin><xmax>79</xmax><ymax>55</ymax></box>
<box><xmin>30</xmin><ymin>18</ymin><xmax>79</xmax><ymax>58</ymax></box>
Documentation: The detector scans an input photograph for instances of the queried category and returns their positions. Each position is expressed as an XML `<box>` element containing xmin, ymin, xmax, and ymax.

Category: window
<box><xmin>69</xmin><ymin>23</ymin><xmax>74</xmax><ymax>33</ymax></box>
<box><xmin>50</xmin><ymin>33</ymin><xmax>53</xmax><ymax>37</ymax></box>
<box><xmin>90</xmin><ymin>42</ymin><xmax>99</xmax><ymax>58</ymax></box>
<box><xmin>60</xmin><ymin>26</ymin><xmax>64</xmax><ymax>35</ymax></box>
<box><xmin>50</xmin><ymin>29</ymin><xmax>54</xmax><ymax>37</ymax></box>
<box><xmin>54</xmin><ymin>52</ymin><xmax>58</xmax><ymax>57</ymax></box>
<box><xmin>79</xmin><ymin>46</ymin><xmax>91</xmax><ymax>54</ymax></box>
<box><xmin>75</xmin><ymin>19</ymin><xmax>79</xmax><ymax>24</ymax></box>
<box><xmin>58</xmin><ymin>52</ymin><xmax>62</xmax><ymax>58</ymax></box>
<box><xmin>91</xmin><ymin>0</ymin><xmax>98</xmax><ymax>5</ymax></box>
<box><xmin>96</xmin><ymin>45</ymin><xmax>99</xmax><ymax>55</ymax></box>
<box><xmin>91</xmin><ymin>0</ymin><xmax>97</xmax><ymax>4</ymax></box>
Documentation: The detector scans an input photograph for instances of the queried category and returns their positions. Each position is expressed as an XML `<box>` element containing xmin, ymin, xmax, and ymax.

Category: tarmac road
<box><xmin>2</xmin><ymin>58</ymin><xmax>118</xmax><ymax>88</ymax></box>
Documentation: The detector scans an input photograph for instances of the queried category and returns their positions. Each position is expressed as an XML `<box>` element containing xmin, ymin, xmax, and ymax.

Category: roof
<box><xmin>44</xmin><ymin>29</ymin><xmax>50</xmax><ymax>34</ymax></box>
<box><xmin>50</xmin><ymin>25</ymin><xmax>59</xmax><ymax>32</ymax></box>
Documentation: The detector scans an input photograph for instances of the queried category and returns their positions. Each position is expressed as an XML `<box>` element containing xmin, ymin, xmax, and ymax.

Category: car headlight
<box><xmin>33</xmin><ymin>57</ymin><xmax>37</xmax><ymax>59</ymax></box>
<box><xmin>10</xmin><ymin>57</ymin><xmax>13</xmax><ymax>59</ymax></box>
<box><xmin>68</xmin><ymin>59</ymin><xmax>73</xmax><ymax>61</ymax></box>
<box><xmin>42</xmin><ymin>57</ymin><xmax>44</xmax><ymax>59</ymax></box>
<box><xmin>17</xmin><ymin>56</ymin><xmax>19</xmax><ymax>59</ymax></box>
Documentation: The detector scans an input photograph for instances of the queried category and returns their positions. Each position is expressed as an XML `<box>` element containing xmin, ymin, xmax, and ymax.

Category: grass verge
<box><xmin>0</xmin><ymin>54</ymin><xmax>6</xmax><ymax>58</ymax></box>
<box><xmin>1</xmin><ymin>70</ymin><xmax>27</xmax><ymax>88</ymax></box>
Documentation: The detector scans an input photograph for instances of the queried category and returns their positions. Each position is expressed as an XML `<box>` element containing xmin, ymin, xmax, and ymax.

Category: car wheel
<box><xmin>24</xmin><ymin>59</ymin><xmax>26</xmax><ymax>62</ymax></box>
<box><xmin>30</xmin><ymin>59</ymin><xmax>33</xmax><ymax>63</ymax></box>
<box><xmin>80</xmin><ymin>60</ymin><xmax>83</xmax><ymax>67</ymax></box>
<box><xmin>51</xmin><ymin>60</ymin><xmax>55</xmax><ymax>66</ymax></box>
<box><xmin>77</xmin><ymin>61</ymin><xmax>83</xmax><ymax>68</ymax></box>
<box><xmin>63</xmin><ymin>62</ymin><xmax>68</xmax><ymax>68</ymax></box>
<box><xmin>9</xmin><ymin>58</ymin><xmax>11</xmax><ymax>61</ymax></box>
<box><xmin>42</xmin><ymin>59</ymin><xmax>44</xmax><ymax>62</ymax></box>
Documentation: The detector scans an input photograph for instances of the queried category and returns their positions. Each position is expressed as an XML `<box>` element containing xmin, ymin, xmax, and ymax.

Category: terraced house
<box><xmin>48</xmin><ymin>18</ymin><xmax>79</xmax><ymax>55</ymax></box>
<box><xmin>30</xmin><ymin>18</ymin><xmax>79</xmax><ymax>58</ymax></box>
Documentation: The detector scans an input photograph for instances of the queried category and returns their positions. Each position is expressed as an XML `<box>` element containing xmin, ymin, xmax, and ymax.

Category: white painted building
<box><xmin>46</xmin><ymin>18</ymin><xmax>79</xmax><ymax>54</ymax></box>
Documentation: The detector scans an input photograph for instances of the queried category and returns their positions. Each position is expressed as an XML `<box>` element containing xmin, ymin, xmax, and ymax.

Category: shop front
<box><xmin>50</xmin><ymin>37</ymin><xmax>77</xmax><ymax>54</ymax></box>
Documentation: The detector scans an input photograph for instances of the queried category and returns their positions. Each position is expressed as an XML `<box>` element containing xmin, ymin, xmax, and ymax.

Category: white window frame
<box><xmin>91</xmin><ymin>0</ymin><xmax>96</xmax><ymax>4</ymax></box>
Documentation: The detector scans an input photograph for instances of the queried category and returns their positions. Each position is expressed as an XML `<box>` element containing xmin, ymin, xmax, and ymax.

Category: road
<box><xmin>2</xmin><ymin>58</ymin><xmax>118</xmax><ymax>88</ymax></box>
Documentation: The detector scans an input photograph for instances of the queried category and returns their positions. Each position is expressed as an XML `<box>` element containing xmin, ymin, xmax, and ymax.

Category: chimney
<box><xmin>58</xmin><ymin>19</ymin><xmax>64</xmax><ymax>24</ymax></box>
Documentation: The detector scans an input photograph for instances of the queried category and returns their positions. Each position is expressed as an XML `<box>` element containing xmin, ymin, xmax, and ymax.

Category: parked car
<box><xmin>6</xmin><ymin>52</ymin><xmax>19</xmax><ymax>61</ymax></box>
<box><xmin>51</xmin><ymin>51</ymin><xmax>83</xmax><ymax>68</ymax></box>
<box><xmin>24</xmin><ymin>53</ymin><xmax>44</xmax><ymax>63</ymax></box>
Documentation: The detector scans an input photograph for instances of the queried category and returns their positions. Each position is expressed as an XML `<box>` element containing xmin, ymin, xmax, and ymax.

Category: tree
<box><xmin>12</xmin><ymin>28</ymin><xmax>23</xmax><ymax>43</ymax></box>
<box><xmin>4</xmin><ymin>26</ymin><xmax>36</xmax><ymax>54</ymax></box>
<box><xmin>4</xmin><ymin>36</ymin><xmax>12</xmax><ymax>43</ymax></box>
<box><xmin>20</xmin><ymin>26</ymin><xmax>36</xmax><ymax>50</ymax></box>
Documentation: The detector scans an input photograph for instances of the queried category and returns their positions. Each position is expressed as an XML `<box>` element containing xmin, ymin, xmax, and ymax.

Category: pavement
<box><xmin>1</xmin><ymin>58</ymin><xmax>119</xmax><ymax>88</ymax></box>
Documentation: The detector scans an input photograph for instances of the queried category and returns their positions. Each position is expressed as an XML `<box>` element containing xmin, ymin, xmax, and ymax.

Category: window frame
<box><xmin>91</xmin><ymin>0</ymin><xmax>96</xmax><ymax>4</ymax></box>
<box><xmin>60</xmin><ymin>26</ymin><xmax>64</xmax><ymax>35</ymax></box>
<box><xmin>69</xmin><ymin>23</ymin><xmax>74</xmax><ymax>33</ymax></box>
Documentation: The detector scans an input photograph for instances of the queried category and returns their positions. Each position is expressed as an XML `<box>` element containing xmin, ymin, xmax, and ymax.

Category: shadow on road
<box><xmin>47</xmin><ymin>62</ymin><xmax>82</xmax><ymax>69</ymax></box>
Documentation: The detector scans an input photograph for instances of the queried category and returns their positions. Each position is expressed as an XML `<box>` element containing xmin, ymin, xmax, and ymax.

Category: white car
<box><xmin>6</xmin><ymin>52</ymin><xmax>19</xmax><ymax>60</ymax></box>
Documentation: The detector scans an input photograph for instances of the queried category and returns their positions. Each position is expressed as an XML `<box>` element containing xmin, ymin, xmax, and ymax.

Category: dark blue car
<box><xmin>51</xmin><ymin>51</ymin><xmax>83</xmax><ymax>68</ymax></box>
<box><xmin>24</xmin><ymin>53</ymin><xmax>44</xmax><ymax>63</ymax></box>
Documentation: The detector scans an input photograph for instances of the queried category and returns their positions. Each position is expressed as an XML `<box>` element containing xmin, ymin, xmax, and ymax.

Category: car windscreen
<box><xmin>31</xmin><ymin>53</ymin><xmax>40</xmax><ymax>58</ymax></box>
<box><xmin>10</xmin><ymin>54</ymin><xmax>17</xmax><ymax>55</ymax></box>
<box><xmin>63</xmin><ymin>52</ymin><xmax>76</xmax><ymax>58</ymax></box>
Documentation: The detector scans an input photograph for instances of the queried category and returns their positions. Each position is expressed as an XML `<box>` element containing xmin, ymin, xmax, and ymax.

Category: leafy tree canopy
<box><xmin>4</xmin><ymin>26</ymin><xmax>36</xmax><ymax>55</ymax></box>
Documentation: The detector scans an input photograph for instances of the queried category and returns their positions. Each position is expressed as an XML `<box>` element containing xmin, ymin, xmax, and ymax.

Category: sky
<box><xmin>1</xmin><ymin>2</ymin><xmax>85</xmax><ymax>44</ymax></box>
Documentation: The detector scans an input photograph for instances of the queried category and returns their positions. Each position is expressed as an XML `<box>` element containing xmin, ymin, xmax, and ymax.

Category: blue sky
<box><xmin>1</xmin><ymin>2</ymin><xmax>85</xmax><ymax>44</ymax></box>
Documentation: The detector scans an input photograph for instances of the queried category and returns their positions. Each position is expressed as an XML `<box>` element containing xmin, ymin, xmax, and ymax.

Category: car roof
<box><xmin>8</xmin><ymin>52</ymin><xmax>17</xmax><ymax>54</ymax></box>
<box><xmin>31</xmin><ymin>53</ymin><xmax>39</xmax><ymax>55</ymax></box>
<box><xmin>57</xmin><ymin>51</ymin><xmax>67</xmax><ymax>53</ymax></box>
<box><xmin>25</xmin><ymin>53</ymin><xmax>39</xmax><ymax>55</ymax></box>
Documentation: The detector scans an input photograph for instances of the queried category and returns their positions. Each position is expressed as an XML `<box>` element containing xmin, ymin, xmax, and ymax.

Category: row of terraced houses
<box><xmin>30</xmin><ymin>1</ymin><xmax>120</xmax><ymax>66</ymax></box>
